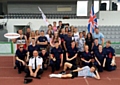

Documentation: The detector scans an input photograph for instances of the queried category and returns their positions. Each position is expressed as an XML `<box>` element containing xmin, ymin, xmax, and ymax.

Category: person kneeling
<box><xmin>49</xmin><ymin>62</ymin><xmax>100</xmax><ymax>79</ymax></box>
<box><xmin>25</xmin><ymin>50</ymin><xmax>43</xmax><ymax>79</ymax></box>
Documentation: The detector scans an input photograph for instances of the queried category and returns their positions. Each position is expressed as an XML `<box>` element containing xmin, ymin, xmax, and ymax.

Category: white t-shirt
<box><xmin>74</xmin><ymin>32</ymin><xmax>79</xmax><ymax>42</ymax></box>
<box><xmin>45</xmin><ymin>34</ymin><xmax>50</xmax><ymax>42</ymax></box>
<box><xmin>78</xmin><ymin>66</ymin><xmax>95</xmax><ymax>77</ymax></box>
<box><xmin>28</xmin><ymin>56</ymin><xmax>43</xmax><ymax>69</ymax></box>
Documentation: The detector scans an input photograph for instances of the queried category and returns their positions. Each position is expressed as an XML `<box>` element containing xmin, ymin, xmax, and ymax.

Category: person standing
<box><xmin>85</xmin><ymin>33</ymin><xmax>94</xmax><ymax>52</ymax></box>
<box><xmin>93</xmin><ymin>27</ymin><xmax>104</xmax><ymax>47</ymax></box>
<box><xmin>37</xmin><ymin>30</ymin><xmax>48</xmax><ymax>52</ymax></box>
<box><xmin>73</xmin><ymin>27</ymin><xmax>79</xmax><ymax>42</ymax></box>
<box><xmin>76</xmin><ymin>32</ymin><xmax>85</xmax><ymax>66</ymax></box>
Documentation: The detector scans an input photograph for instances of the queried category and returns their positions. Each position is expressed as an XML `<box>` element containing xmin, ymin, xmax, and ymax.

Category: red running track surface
<box><xmin>0</xmin><ymin>56</ymin><xmax>120</xmax><ymax>85</ymax></box>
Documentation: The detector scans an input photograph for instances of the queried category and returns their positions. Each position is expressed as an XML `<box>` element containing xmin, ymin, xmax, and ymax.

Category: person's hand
<box><xmin>53</xmin><ymin>58</ymin><xmax>56</xmax><ymax>61</ymax></box>
<box><xmin>111</xmin><ymin>63</ymin><xmax>115</xmax><ymax>66</ymax></box>
<box><xmin>98</xmin><ymin>63</ymin><xmax>101</xmax><ymax>66</ymax></box>
<box><xmin>44</xmin><ymin>64</ymin><xmax>47</xmax><ymax>68</ymax></box>
<box><xmin>26</xmin><ymin>58</ymin><xmax>29</xmax><ymax>62</ymax></box>
<box><xmin>103</xmin><ymin>64</ymin><xmax>105</xmax><ymax>67</ymax></box>
<box><xmin>30</xmin><ymin>72</ymin><xmax>34</xmax><ymax>77</ymax></box>
<box><xmin>22</xmin><ymin>61</ymin><xmax>26</xmax><ymax>66</ymax></box>
<box><xmin>60</xmin><ymin>63</ymin><xmax>62</xmax><ymax>67</ymax></box>
<box><xmin>85</xmin><ymin>61</ymin><xmax>89</xmax><ymax>63</ymax></box>
<box><xmin>33</xmin><ymin>72</ymin><xmax>37</xmax><ymax>77</ymax></box>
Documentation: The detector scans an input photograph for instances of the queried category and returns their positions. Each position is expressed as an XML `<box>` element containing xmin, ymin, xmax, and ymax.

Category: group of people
<box><xmin>12</xmin><ymin>21</ymin><xmax>117</xmax><ymax>83</ymax></box>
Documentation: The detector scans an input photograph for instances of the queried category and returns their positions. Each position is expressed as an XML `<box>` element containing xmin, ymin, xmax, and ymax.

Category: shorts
<box><xmin>71</xmin><ymin>72</ymin><xmax>78</xmax><ymax>78</ymax></box>
<box><xmin>70</xmin><ymin>65</ymin><xmax>78</xmax><ymax>78</ymax></box>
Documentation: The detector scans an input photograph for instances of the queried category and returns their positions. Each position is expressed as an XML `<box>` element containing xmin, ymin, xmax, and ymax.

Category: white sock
<box><xmin>49</xmin><ymin>74</ymin><xmax>62</xmax><ymax>78</ymax></box>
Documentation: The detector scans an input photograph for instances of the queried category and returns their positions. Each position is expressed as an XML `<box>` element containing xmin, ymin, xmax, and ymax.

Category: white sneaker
<box><xmin>49</xmin><ymin>74</ymin><xmax>54</xmax><ymax>78</ymax></box>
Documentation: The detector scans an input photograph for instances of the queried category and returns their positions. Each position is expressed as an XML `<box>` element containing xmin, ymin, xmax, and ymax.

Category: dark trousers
<box><xmin>50</xmin><ymin>60</ymin><xmax>61</xmax><ymax>72</ymax></box>
<box><xmin>25</xmin><ymin>68</ymin><xmax>43</xmax><ymax>77</ymax></box>
<box><xmin>94</xmin><ymin>61</ymin><xmax>103</xmax><ymax>72</ymax></box>
<box><xmin>15</xmin><ymin>60</ymin><xmax>25</xmax><ymax>72</ymax></box>
<box><xmin>42</xmin><ymin>61</ymin><xmax>48</xmax><ymax>70</ymax></box>
<box><xmin>105</xmin><ymin>58</ymin><xmax>116</xmax><ymax>71</ymax></box>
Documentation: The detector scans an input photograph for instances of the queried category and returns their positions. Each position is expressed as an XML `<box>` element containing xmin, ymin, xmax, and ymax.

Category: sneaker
<box><xmin>49</xmin><ymin>74</ymin><xmax>54</xmax><ymax>78</ymax></box>
<box><xmin>59</xmin><ymin>71</ymin><xmax>66</xmax><ymax>74</ymax></box>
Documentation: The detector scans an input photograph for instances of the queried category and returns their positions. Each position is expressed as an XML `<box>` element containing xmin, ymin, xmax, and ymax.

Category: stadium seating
<box><xmin>4</xmin><ymin>13</ymin><xmax>89</xmax><ymax>19</ymax></box>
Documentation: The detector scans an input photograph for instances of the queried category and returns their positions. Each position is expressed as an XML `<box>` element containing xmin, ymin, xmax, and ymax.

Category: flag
<box><xmin>87</xmin><ymin>5</ymin><xmax>98</xmax><ymax>33</ymax></box>
<box><xmin>38</xmin><ymin>6</ymin><xmax>49</xmax><ymax>26</ymax></box>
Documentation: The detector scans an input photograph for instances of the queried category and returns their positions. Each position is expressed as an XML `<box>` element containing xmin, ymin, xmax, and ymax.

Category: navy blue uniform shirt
<box><xmin>92</xmin><ymin>44</ymin><xmax>99</xmax><ymax>53</ymax></box>
<box><xmin>103</xmin><ymin>46</ymin><xmax>115</xmax><ymax>59</ymax></box>
<box><xmin>64</xmin><ymin>35</ymin><xmax>73</xmax><ymax>50</ymax></box>
<box><xmin>28</xmin><ymin>45</ymin><xmax>38</xmax><ymax>58</ymax></box>
<box><xmin>39</xmin><ymin>52</ymin><xmax>49</xmax><ymax>61</ymax></box>
<box><xmin>37</xmin><ymin>36</ymin><xmax>48</xmax><ymax>48</ymax></box>
<box><xmin>95</xmin><ymin>51</ymin><xmax>106</xmax><ymax>63</ymax></box>
<box><xmin>67</xmin><ymin>47</ymin><xmax>78</xmax><ymax>58</ymax></box>
<box><xmin>51</xmin><ymin>47</ymin><xmax>63</xmax><ymax>60</ymax></box>
<box><xmin>15</xmin><ymin>49</ymin><xmax>27</xmax><ymax>60</ymax></box>
<box><xmin>82</xmin><ymin>51</ymin><xmax>92</xmax><ymax>61</ymax></box>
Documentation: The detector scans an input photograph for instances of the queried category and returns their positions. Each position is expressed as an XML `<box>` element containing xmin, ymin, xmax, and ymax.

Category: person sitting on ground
<box><xmin>25</xmin><ymin>50</ymin><xmax>43</xmax><ymax>79</ymax></box>
<box><xmin>49</xmin><ymin>62</ymin><xmax>100</xmax><ymax>79</ymax></box>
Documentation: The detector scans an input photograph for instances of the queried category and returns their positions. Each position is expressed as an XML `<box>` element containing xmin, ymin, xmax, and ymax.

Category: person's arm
<box><xmin>103</xmin><ymin>58</ymin><xmax>106</xmax><ymax>67</ymax></box>
<box><xmin>101</xmin><ymin>38</ymin><xmax>104</xmax><ymax>47</ymax></box>
<box><xmin>28</xmin><ymin>59</ymin><xmax>34</xmax><ymax>76</ymax></box>
<box><xmin>60</xmin><ymin>54</ymin><xmax>63</xmax><ymax>66</ymax></box>
<box><xmin>24</xmin><ymin>35</ymin><xmax>28</xmax><ymax>46</ymax></box>
<box><xmin>50</xmin><ymin>38</ymin><xmax>55</xmax><ymax>47</ymax></box>
<box><xmin>35</xmin><ymin>65</ymin><xmax>41</xmax><ymax>73</ymax></box>
<box><xmin>94</xmin><ymin>70</ymin><xmax>100</xmax><ymax>80</ymax></box>
<box><xmin>58</xmin><ymin>37</ymin><xmax>61</xmax><ymax>45</ymax></box>
<box><xmin>100</xmin><ymin>33</ymin><xmax>104</xmax><ymax>47</ymax></box>
<box><xmin>95</xmin><ymin>57</ymin><xmax>101</xmax><ymax>66</ymax></box>
<box><xmin>72</xmin><ymin>67</ymin><xmax>83</xmax><ymax>72</ymax></box>
<box><xmin>16</xmin><ymin>56</ymin><xmax>24</xmax><ymax>63</ymax></box>
<box><xmin>63</xmin><ymin>41</ymin><xmax>67</xmax><ymax>51</ymax></box>
<box><xmin>26</xmin><ymin>52</ymin><xmax>30</xmax><ymax>62</ymax></box>
<box><xmin>50</xmin><ymin>53</ymin><xmax>56</xmax><ymax>61</ymax></box>
<box><xmin>81</xmin><ymin>58</ymin><xmax>89</xmax><ymax>63</ymax></box>
<box><xmin>66</xmin><ymin>53</ymin><xmax>70</xmax><ymax>61</ymax></box>
<box><xmin>69</xmin><ymin>53</ymin><xmax>78</xmax><ymax>61</ymax></box>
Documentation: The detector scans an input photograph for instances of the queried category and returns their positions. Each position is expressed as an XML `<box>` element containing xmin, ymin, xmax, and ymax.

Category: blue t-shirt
<box><xmin>78</xmin><ymin>66</ymin><xmax>95</xmax><ymax>77</ymax></box>
<box><xmin>93</xmin><ymin>32</ymin><xmax>104</xmax><ymax>44</ymax></box>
